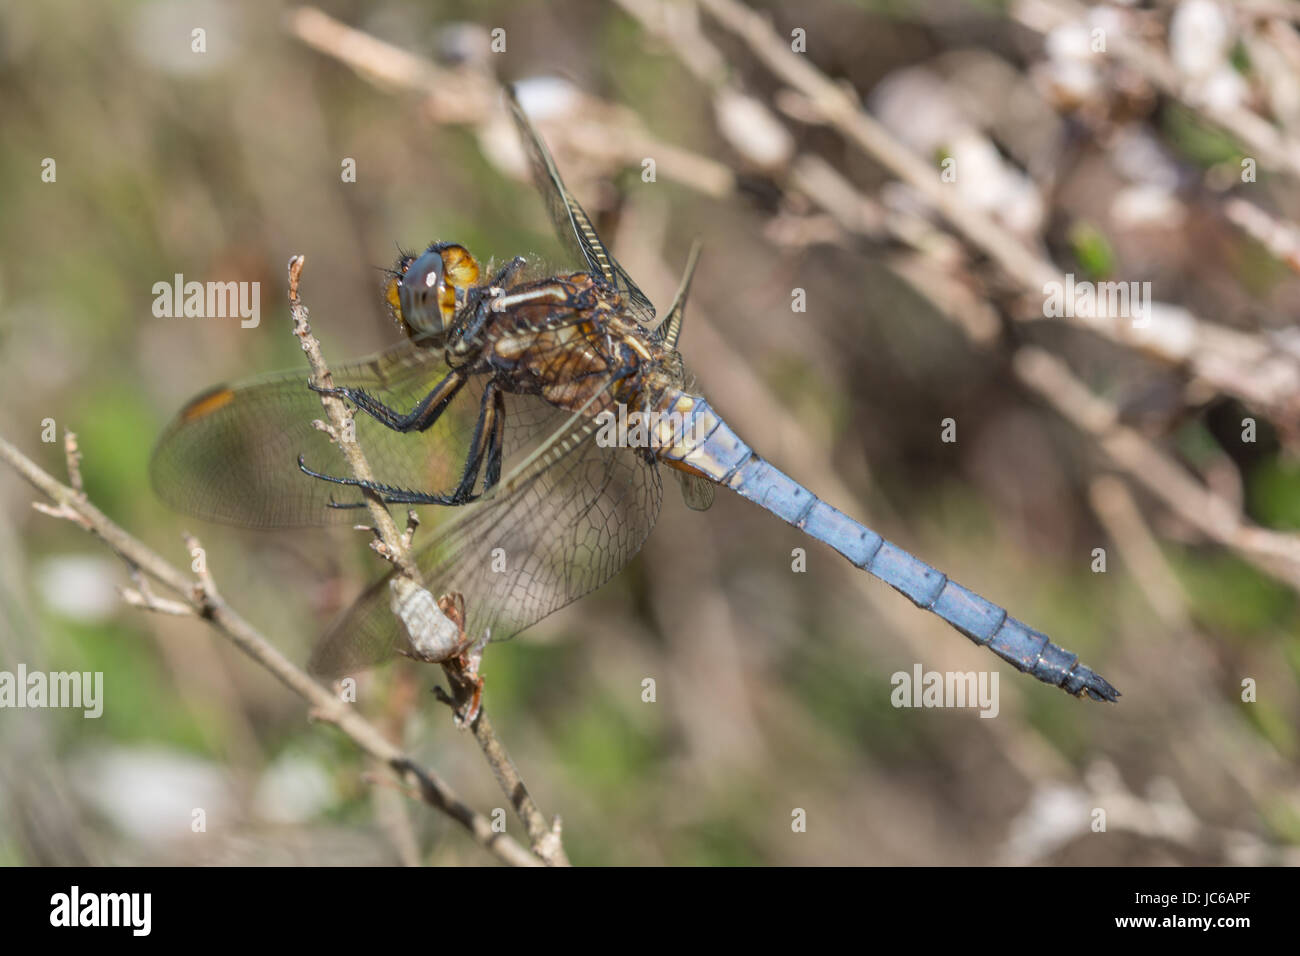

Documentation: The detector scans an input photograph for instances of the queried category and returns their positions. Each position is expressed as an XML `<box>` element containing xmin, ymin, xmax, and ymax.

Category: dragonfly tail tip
<box><xmin>1080</xmin><ymin>671</ymin><xmax>1121</xmax><ymax>703</ymax></box>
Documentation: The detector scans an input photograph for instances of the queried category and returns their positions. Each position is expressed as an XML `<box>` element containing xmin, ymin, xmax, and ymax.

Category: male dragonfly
<box><xmin>151</xmin><ymin>86</ymin><xmax>1119</xmax><ymax>702</ymax></box>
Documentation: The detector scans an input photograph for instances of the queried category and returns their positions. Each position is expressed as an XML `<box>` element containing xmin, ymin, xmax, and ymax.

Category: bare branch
<box><xmin>62</xmin><ymin>430</ymin><xmax>84</xmax><ymax>495</ymax></box>
<box><xmin>1014</xmin><ymin>0</ymin><xmax>1300</xmax><ymax>181</ymax></box>
<box><xmin>680</xmin><ymin>0</ymin><xmax>1300</xmax><ymax>420</ymax></box>
<box><xmin>1223</xmin><ymin>198</ymin><xmax>1300</xmax><ymax>273</ymax></box>
<box><xmin>0</xmin><ymin>432</ymin><xmax>538</xmax><ymax>867</ymax></box>
<box><xmin>287</xmin><ymin>6</ymin><xmax>734</xmax><ymax>199</ymax></box>
<box><xmin>1013</xmin><ymin>346</ymin><xmax>1300</xmax><ymax>590</ymax></box>
<box><xmin>287</xmin><ymin>256</ymin><xmax>570</xmax><ymax>866</ymax></box>
<box><xmin>1087</xmin><ymin>475</ymin><xmax>1194</xmax><ymax>631</ymax></box>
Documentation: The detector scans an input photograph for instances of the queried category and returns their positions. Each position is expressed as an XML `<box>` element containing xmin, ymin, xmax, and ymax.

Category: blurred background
<box><xmin>2</xmin><ymin>0</ymin><xmax>1300</xmax><ymax>866</ymax></box>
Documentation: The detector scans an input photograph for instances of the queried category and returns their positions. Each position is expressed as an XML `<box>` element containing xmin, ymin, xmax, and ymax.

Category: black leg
<box><xmin>482</xmin><ymin>388</ymin><xmax>506</xmax><ymax>493</ymax></box>
<box><xmin>444</xmin><ymin>380</ymin><xmax>501</xmax><ymax>501</ymax></box>
<box><xmin>297</xmin><ymin>456</ymin><xmax>472</xmax><ymax>507</ymax></box>
<box><xmin>299</xmin><ymin>381</ymin><xmax>503</xmax><ymax>508</ymax></box>
<box><xmin>310</xmin><ymin>366</ymin><xmax>468</xmax><ymax>433</ymax></box>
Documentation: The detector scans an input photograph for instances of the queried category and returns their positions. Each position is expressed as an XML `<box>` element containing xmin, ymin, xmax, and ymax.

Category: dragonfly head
<box><xmin>387</xmin><ymin>242</ymin><xmax>481</xmax><ymax>338</ymax></box>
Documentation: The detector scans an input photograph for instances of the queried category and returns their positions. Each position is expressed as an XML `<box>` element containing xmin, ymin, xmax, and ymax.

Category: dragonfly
<box><xmin>151</xmin><ymin>85</ymin><xmax>1119</xmax><ymax>703</ymax></box>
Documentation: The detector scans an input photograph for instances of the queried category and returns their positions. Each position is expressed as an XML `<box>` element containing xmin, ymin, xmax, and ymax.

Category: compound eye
<box><xmin>397</xmin><ymin>250</ymin><xmax>447</xmax><ymax>335</ymax></box>
<box><xmin>438</xmin><ymin>244</ymin><xmax>481</xmax><ymax>291</ymax></box>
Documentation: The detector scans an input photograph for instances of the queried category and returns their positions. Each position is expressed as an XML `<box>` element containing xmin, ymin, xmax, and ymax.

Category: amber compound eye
<box><xmin>438</xmin><ymin>244</ymin><xmax>481</xmax><ymax>292</ymax></box>
<box><xmin>396</xmin><ymin>250</ymin><xmax>448</xmax><ymax>335</ymax></box>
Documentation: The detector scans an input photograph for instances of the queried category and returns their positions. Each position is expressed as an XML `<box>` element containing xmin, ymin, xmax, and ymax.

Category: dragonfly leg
<box><xmin>482</xmin><ymin>386</ymin><xmax>506</xmax><ymax>492</ymax></box>
<box><xmin>442</xmin><ymin>379</ymin><xmax>502</xmax><ymax>502</ymax></box>
<box><xmin>296</xmin><ymin>457</ymin><xmax>470</xmax><ymax>507</ymax></box>
<box><xmin>309</xmin><ymin>366</ymin><xmax>468</xmax><ymax>433</ymax></box>
<box><xmin>298</xmin><ymin>380</ymin><xmax>504</xmax><ymax>508</ymax></box>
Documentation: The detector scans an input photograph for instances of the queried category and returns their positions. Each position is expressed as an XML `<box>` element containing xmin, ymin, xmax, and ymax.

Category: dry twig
<box><xmin>0</xmin><ymin>431</ymin><xmax>539</xmax><ymax>867</ymax></box>
<box><xmin>288</xmin><ymin>256</ymin><xmax>570</xmax><ymax>866</ymax></box>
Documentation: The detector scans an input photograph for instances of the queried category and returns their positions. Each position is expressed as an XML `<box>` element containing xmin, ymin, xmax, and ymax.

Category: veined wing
<box><xmin>677</xmin><ymin>471</ymin><xmax>716</xmax><ymax>511</ymax></box>
<box><xmin>151</xmin><ymin>339</ymin><xmax>557</xmax><ymax>529</ymax></box>
<box><xmin>309</xmin><ymin>409</ymin><xmax>663</xmax><ymax>677</ymax></box>
<box><xmin>505</xmin><ymin>85</ymin><xmax>659</xmax><ymax>333</ymax></box>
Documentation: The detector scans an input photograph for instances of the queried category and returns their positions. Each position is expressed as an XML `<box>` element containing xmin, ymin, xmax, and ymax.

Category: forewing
<box><xmin>309</xmin><ymin>417</ymin><xmax>663</xmax><ymax>677</ymax></box>
<box><xmin>151</xmin><ymin>341</ymin><xmax>558</xmax><ymax>529</ymax></box>
<box><xmin>505</xmin><ymin>86</ymin><xmax>658</xmax><ymax>332</ymax></box>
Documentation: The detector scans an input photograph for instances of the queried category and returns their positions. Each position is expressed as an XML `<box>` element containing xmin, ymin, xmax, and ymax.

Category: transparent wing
<box><xmin>660</xmin><ymin>239</ymin><xmax>702</xmax><ymax>350</ymax></box>
<box><xmin>677</xmin><ymin>471</ymin><xmax>716</xmax><ymax>511</ymax></box>
<box><xmin>505</xmin><ymin>85</ymin><xmax>658</xmax><ymax>332</ymax></box>
<box><xmin>150</xmin><ymin>340</ymin><xmax>561</xmax><ymax>529</ymax></box>
<box><xmin>309</xmin><ymin>417</ymin><xmax>663</xmax><ymax>677</ymax></box>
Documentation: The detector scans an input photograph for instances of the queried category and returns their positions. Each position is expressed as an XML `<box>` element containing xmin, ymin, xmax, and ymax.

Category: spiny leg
<box><xmin>482</xmin><ymin>386</ymin><xmax>505</xmax><ymax>492</ymax></box>
<box><xmin>444</xmin><ymin>378</ymin><xmax>501</xmax><ymax>502</ymax></box>
<box><xmin>309</xmin><ymin>365</ymin><xmax>468</xmax><ymax>433</ymax></box>
<box><xmin>299</xmin><ymin>380</ymin><xmax>504</xmax><ymax>508</ymax></box>
<box><xmin>296</xmin><ymin>458</ymin><xmax>471</xmax><ymax>507</ymax></box>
